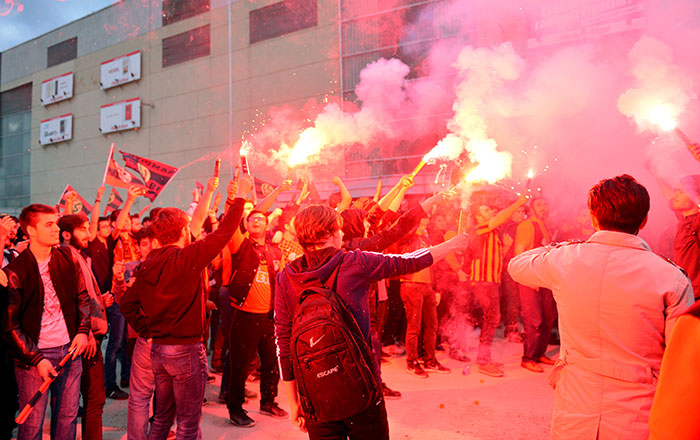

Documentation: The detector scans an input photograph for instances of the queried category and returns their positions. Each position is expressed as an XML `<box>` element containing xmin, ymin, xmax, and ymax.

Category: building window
<box><xmin>162</xmin><ymin>25</ymin><xmax>210</xmax><ymax>68</ymax></box>
<box><xmin>0</xmin><ymin>83</ymin><xmax>32</xmax><ymax>210</ymax></box>
<box><xmin>162</xmin><ymin>0</ymin><xmax>210</xmax><ymax>26</ymax></box>
<box><xmin>249</xmin><ymin>0</ymin><xmax>317</xmax><ymax>44</ymax></box>
<box><xmin>47</xmin><ymin>37</ymin><xmax>77</xmax><ymax>68</ymax></box>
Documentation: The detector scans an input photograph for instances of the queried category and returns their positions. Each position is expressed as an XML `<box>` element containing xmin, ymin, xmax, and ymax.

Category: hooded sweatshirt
<box><xmin>120</xmin><ymin>197</ymin><xmax>245</xmax><ymax>345</ymax></box>
<box><xmin>274</xmin><ymin>245</ymin><xmax>433</xmax><ymax>381</ymax></box>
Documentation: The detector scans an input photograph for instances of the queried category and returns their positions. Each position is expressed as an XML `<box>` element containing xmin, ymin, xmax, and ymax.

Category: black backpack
<box><xmin>290</xmin><ymin>263</ymin><xmax>381</xmax><ymax>422</ymax></box>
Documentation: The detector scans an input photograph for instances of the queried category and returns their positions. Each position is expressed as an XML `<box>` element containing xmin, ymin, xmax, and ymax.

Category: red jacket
<box><xmin>120</xmin><ymin>198</ymin><xmax>245</xmax><ymax>345</ymax></box>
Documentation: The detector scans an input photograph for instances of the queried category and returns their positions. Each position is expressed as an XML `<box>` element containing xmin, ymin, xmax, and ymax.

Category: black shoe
<box><xmin>406</xmin><ymin>361</ymin><xmax>428</xmax><ymax>378</ymax></box>
<box><xmin>449</xmin><ymin>350</ymin><xmax>471</xmax><ymax>363</ymax></box>
<box><xmin>244</xmin><ymin>388</ymin><xmax>258</xmax><ymax>399</ymax></box>
<box><xmin>207</xmin><ymin>374</ymin><xmax>216</xmax><ymax>383</ymax></box>
<box><xmin>107</xmin><ymin>387</ymin><xmax>129</xmax><ymax>400</ymax></box>
<box><xmin>424</xmin><ymin>360</ymin><xmax>451</xmax><ymax>374</ymax></box>
<box><xmin>229</xmin><ymin>409</ymin><xmax>256</xmax><ymax>428</ymax></box>
<box><xmin>381</xmin><ymin>382</ymin><xmax>401</xmax><ymax>400</ymax></box>
<box><xmin>120</xmin><ymin>378</ymin><xmax>130</xmax><ymax>388</ymax></box>
<box><xmin>260</xmin><ymin>402</ymin><xmax>288</xmax><ymax>418</ymax></box>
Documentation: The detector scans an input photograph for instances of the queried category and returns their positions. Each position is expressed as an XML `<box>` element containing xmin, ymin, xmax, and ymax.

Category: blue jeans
<box><xmin>105</xmin><ymin>303</ymin><xmax>126</xmax><ymax>390</ymax></box>
<box><xmin>127</xmin><ymin>337</ymin><xmax>154</xmax><ymax>440</ymax></box>
<box><xmin>150</xmin><ymin>342</ymin><xmax>207</xmax><ymax>440</ymax></box>
<box><xmin>519</xmin><ymin>285</ymin><xmax>557</xmax><ymax>362</ymax></box>
<box><xmin>15</xmin><ymin>344</ymin><xmax>82</xmax><ymax>440</ymax></box>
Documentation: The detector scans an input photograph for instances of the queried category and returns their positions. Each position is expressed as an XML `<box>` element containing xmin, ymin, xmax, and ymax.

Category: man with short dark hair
<box><xmin>3</xmin><ymin>204</ymin><xmax>90</xmax><ymax>440</ymax></box>
<box><xmin>58</xmin><ymin>214</ymin><xmax>112</xmax><ymax>440</ymax></box>
<box><xmin>121</xmin><ymin>176</ymin><xmax>252</xmax><ymax>440</ymax></box>
<box><xmin>1</xmin><ymin>215</ymin><xmax>20</xmax><ymax>267</ymax></box>
<box><xmin>669</xmin><ymin>175</ymin><xmax>700</xmax><ymax>301</ymax></box>
<box><xmin>275</xmin><ymin>204</ymin><xmax>468</xmax><ymax>439</ymax></box>
<box><xmin>508</xmin><ymin>175</ymin><xmax>694</xmax><ymax>439</ymax></box>
<box><xmin>112</xmin><ymin>226</ymin><xmax>158</xmax><ymax>440</ymax></box>
<box><xmin>513</xmin><ymin>196</ymin><xmax>557</xmax><ymax>373</ymax></box>
<box><xmin>223</xmin><ymin>208</ymin><xmax>286</xmax><ymax>428</ymax></box>
<box><xmin>467</xmin><ymin>193</ymin><xmax>529</xmax><ymax>377</ymax></box>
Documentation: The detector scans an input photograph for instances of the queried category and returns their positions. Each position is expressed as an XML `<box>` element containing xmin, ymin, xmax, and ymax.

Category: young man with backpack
<box><xmin>274</xmin><ymin>204</ymin><xmax>468</xmax><ymax>439</ymax></box>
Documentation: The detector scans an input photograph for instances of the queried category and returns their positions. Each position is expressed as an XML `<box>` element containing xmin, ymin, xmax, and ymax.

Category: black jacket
<box><xmin>121</xmin><ymin>198</ymin><xmax>245</xmax><ymax>344</ymax></box>
<box><xmin>3</xmin><ymin>245</ymin><xmax>90</xmax><ymax>368</ymax></box>
<box><xmin>226</xmin><ymin>237</ymin><xmax>281</xmax><ymax>310</ymax></box>
<box><xmin>342</xmin><ymin>204</ymin><xmax>427</xmax><ymax>253</ymax></box>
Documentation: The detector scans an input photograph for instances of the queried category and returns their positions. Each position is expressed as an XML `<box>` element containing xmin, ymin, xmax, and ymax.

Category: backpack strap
<box><xmin>298</xmin><ymin>256</ymin><xmax>343</xmax><ymax>304</ymax></box>
<box><xmin>322</xmin><ymin>260</ymin><xmax>342</xmax><ymax>291</ymax></box>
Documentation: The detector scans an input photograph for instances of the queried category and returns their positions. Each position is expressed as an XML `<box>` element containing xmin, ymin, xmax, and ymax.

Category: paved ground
<box><xmin>27</xmin><ymin>335</ymin><xmax>557</xmax><ymax>439</ymax></box>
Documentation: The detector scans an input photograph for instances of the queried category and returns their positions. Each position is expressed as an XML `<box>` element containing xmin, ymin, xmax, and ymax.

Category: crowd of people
<box><xmin>0</xmin><ymin>155</ymin><xmax>699</xmax><ymax>440</ymax></box>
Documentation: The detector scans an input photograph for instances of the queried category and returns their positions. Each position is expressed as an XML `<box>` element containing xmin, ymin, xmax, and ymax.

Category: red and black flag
<box><xmin>120</xmin><ymin>150</ymin><xmax>179</xmax><ymax>202</ymax></box>
<box><xmin>255</xmin><ymin>176</ymin><xmax>275</xmax><ymax>200</ymax></box>
<box><xmin>58</xmin><ymin>185</ymin><xmax>93</xmax><ymax>216</ymax></box>
<box><xmin>102</xmin><ymin>143</ymin><xmax>146</xmax><ymax>191</ymax></box>
<box><xmin>103</xmin><ymin>188</ymin><xmax>123</xmax><ymax>215</ymax></box>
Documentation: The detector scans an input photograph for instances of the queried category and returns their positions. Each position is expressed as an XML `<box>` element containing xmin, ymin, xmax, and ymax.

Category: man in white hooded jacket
<box><xmin>508</xmin><ymin>175</ymin><xmax>693</xmax><ymax>439</ymax></box>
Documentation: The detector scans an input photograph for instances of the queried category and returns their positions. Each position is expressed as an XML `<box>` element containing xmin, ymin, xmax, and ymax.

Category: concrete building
<box><xmin>0</xmin><ymin>0</ymin><xmax>468</xmax><ymax>214</ymax></box>
<box><xmin>0</xmin><ymin>0</ymin><xmax>643</xmax><ymax>214</ymax></box>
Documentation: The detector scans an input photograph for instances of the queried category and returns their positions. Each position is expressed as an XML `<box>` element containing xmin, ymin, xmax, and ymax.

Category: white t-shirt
<box><xmin>37</xmin><ymin>257</ymin><xmax>71</xmax><ymax>349</ymax></box>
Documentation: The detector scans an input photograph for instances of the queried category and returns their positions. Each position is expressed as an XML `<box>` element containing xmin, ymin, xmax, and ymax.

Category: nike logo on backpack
<box><xmin>309</xmin><ymin>335</ymin><xmax>325</xmax><ymax>348</ymax></box>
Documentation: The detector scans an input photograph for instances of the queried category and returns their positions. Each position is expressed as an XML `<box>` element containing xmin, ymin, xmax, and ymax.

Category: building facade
<box><xmin>0</xmin><ymin>0</ymin><xmax>643</xmax><ymax>213</ymax></box>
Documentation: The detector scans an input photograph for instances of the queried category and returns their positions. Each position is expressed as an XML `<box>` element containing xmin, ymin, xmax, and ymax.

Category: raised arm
<box><xmin>332</xmin><ymin>176</ymin><xmax>352</xmax><ymax>213</ymax></box>
<box><xmin>296</xmin><ymin>180</ymin><xmax>310</xmax><ymax>206</ymax></box>
<box><xmin>89</xmin><ymin>185</ymin><xmax>106</xmax><ymax>240</ymax></box>
<box><xmin>485</xmin><ymin>194</ymin><xmax>529</xmax><ymax>233</ymax></box>
<box><xmin>180</xmin><ymin>174</ymin><xmax>254</xmax><ymax>273</ymax></box>
<box><xmin>64</xmin><ymin>191</ymin><xmax>77</xmax><ymax>216</ymax></box>
<box><xmin>373</xmin><ymin>179</ymin><xmax>382</xmax><ymax>203</ymax></box>
<box><xmin>359</xmin><ymin>232</ymin><xmax>469</xmax><ymax>282</ymax></box>
<box><xmin>114</xmin><ymin>186</ymin><xmax>144</xmax><ymax>238</ymax></box>
<box><xmin>378</xmin><ymin>176</ymin><xmax>410</xmax><ymax>211</ymax></box>
<box><xmin>256</xmin><ymin>179</ymin><xmax>292</xmax><ymax>213</ymax></box>
<box><xmin>190</xmin><ymin>177</ymin><xmax>218</xmax><ymax>239</ymax></box>
<box><xmin>224</xmin><ymin>177</ymin><xmax>246</xmax><ymax>254</ymax></box>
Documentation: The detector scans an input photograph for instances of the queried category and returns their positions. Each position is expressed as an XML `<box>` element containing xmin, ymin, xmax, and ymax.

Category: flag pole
<box><xmin>57</xmin><ymin>184</ymin><xmax>70</xmax><ymax>205</ymax></box>
<box><xmin>102</xmin><ymin>143</ymin><xmax>115</xmax><ymax>185</ymax></box>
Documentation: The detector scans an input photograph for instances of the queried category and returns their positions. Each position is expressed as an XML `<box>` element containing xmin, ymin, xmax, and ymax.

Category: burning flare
<box><xmin>646</xmin><ymin>105</ymin><xmax>677</xmax><ymax>131</ymax></box>
<box><xmin>240</xmin><ymin>140</ymin><xmax>251</xmax><ymax>156</ymax></box>
<box><xmin>286</xmin><ymin>128</ymin><xmax>327</xmax><ymax>168</ymax></box>
<box><xmin>462</xmin><ymin>138</ymin><xmax>512</xmax><ymax>184</ymax></box>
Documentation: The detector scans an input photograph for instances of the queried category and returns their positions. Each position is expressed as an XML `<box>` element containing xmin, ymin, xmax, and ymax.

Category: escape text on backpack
<box><xmin>290</xmin><ymin>276</ymin><xmax>381</xmax><ymax>422</ymax></box>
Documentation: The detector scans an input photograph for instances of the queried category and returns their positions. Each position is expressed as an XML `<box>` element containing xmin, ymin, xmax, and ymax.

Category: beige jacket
<box><xmin>508</xmin><ymin>230</ymin><xmax>694</xmax><ymax>440</ymax></box>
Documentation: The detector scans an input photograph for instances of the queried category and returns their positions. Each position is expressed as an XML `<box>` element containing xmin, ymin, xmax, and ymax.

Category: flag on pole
<box><xmin>58</xmin><ymin>185</ymin><xmax>93</xmax><ymax>216</ymax></box>
<box><xmin>255</xmin><ymin>176</ymin><xmax>275</xmax><ymax>199</ymax></box>
<box><xmin>103</xmin><ymin>143</ymin><xmax>146</xmax><ymax>191</ymax></box>
<box><xmin>103</xmin><ymin>188</ymin><xmax>123</xmax><ymax>215</ymax></box>
<box><xmin>120</xmin><ymin>150</ymin><xmax>179</xmax><ymax>202</ymax></box>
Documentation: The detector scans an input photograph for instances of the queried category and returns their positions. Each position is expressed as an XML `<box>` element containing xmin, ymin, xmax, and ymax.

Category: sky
<box><xmin>0</xmin><ymin>0</ymin><xmax>121</xmax><ymax>52</ymax></box>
